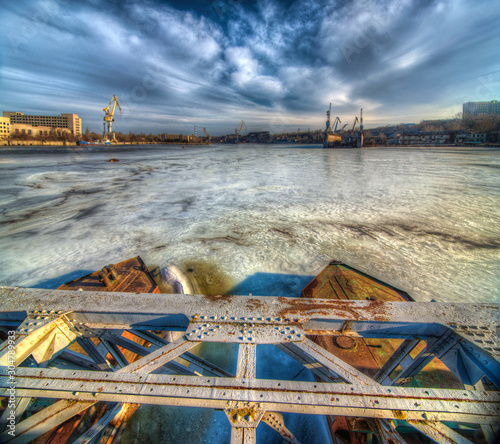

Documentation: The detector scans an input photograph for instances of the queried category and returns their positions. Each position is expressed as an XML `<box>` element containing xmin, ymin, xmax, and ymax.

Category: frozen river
<box><xmin>1</xmin><ymin>144</ymin><xmax>498</xmax><ymax>302</ymax></box>
<box><xmin>0</xmin><ymin>143</ymin><xmax>499</xmax><ymax>442</ymax></box>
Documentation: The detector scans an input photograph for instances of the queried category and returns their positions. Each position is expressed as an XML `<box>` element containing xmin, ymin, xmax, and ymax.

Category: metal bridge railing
<box><xmin>0</xmin><ymin>286</ymin><xmax>499</xmax><ymax>443</ymax></box>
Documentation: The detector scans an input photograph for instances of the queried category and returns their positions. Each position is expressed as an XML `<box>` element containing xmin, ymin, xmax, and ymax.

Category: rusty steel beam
<box><xmin>2</xmin><ymin>367</ymin><xmax>499</xmax><ymax>424</ymax></box>
<box><xmin>0</xmin><ymin>399</ymin><xmax>96</xmax><ymax>444</ymax></box>
<box><xmin>72</xmin><ymin>403</ymin><xmax>125</xmax><ymax>444</ymax></box>
<box><xmin>262</xmin><ymin>412</ymin><xmax>301</xmax><ymax>444</ymax></box>
<box><xmin>0</xmin><ymin>286</ymin><xmax>499</xmax><ymax>444</ymax></box>
<box><xmin>0</xmin><ymin>287</ymin><xmax>497</xmax><ymax>334</ymax></box>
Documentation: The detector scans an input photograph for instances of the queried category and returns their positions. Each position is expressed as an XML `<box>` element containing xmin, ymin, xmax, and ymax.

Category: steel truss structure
<box><xmin>0</xmin><ymin>286</ymin><xmax>499</xmax><ymax>444</ymax></box>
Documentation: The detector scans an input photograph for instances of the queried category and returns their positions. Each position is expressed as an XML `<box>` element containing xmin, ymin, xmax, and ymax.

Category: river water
<box><xmin>1</xmin><ymin>144</ymin><xmax>499</xmax><ymax>442</ymax></box>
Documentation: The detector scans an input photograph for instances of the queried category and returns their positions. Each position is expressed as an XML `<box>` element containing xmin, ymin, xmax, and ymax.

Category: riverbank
<box><xmin>0</xmin><ymin>140</ymin><xmax>210</xmax><ymax>147</ymax></box>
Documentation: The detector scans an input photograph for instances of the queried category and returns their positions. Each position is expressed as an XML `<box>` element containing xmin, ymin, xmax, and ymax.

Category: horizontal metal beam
<box><xmin>0</xmin><ymin>287</ymin><xmax>497</xmax><ymax>332</ymax></box>
<box><xmin>1</xmin><ymin>368</ymin><xmax>498</xmax><ymax>425</ymax></box>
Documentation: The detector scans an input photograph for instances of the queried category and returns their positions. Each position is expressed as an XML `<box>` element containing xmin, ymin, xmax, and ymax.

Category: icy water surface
<box><xmin>1</xmin><ymin>144</ymin><xmax>499</xmax><ymax>443</ymax></box>
<box><xmin>1</xmin><ymin>144</ymin><xmax>498</xmax><ymax>302</ymax></box>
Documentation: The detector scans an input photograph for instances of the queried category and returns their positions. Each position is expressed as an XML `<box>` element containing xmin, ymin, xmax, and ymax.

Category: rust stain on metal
<box><xmin>301</xmin><ymin>278</ymin><xmax>319</xmax><ymax>298</ymax></box>
<box><xmin>204</xmin><ymin>294</ymin><xmax>234</xmax><ymax>303</ymax></box>
<box><xmin>276</xmin><ymin>296</ymin><xmax>390</xmax><ymax>322</ymax></box>
<box><xmin>245</xmin><ymin>298</ymin><xmax>267</xmax><ymax>311</ymax></box>
<box><xmin>335</xmin><ymin>336</ymin><xmax>357</xmax><ymax>350</ymax></box>
<box><xmin>392</xmin><ymin>410</ymin><xmax>407</xmax><ymax>420</ymax></box>
<box><xmin>227</xmin><ymin>405</ymin><xmax>261</xmax><ymax>424</ymax></box>
<box><xmin>57</xmin><ymin>256</ymin><xmax>160</xmax><ymax>294</ymax></box>
<box><xmin>37</xmin><ymin>256</ymin><xmax>161</xmax><ymax>443</ymax></box>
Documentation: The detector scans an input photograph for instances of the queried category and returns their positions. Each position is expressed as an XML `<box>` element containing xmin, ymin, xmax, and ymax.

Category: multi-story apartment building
<box><xmin>0</xmin><ymin>117</ymin><xmax>11</xmax><ymax>139</ymax></box>
<box><xmin>463</xmin><ymin>100</ymin><xmax>500</xmax><ymax>118</ymax></box>
<box><xmin>2</xmin><ymin>111</ymin><xmax>82</xmax><ymax>136</ymax></box>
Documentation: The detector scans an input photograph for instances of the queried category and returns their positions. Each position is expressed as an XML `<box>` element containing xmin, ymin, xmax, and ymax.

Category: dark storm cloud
<box><xmin>1</xmin><ymin>0</ymin><xmax>499</xmax><ymax>134</ymax></box>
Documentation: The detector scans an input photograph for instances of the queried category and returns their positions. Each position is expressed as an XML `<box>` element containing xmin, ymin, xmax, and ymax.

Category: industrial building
<box><xmin>246</xmin><ymin>131</ymin><xmax>270</xmax><ymax>143</ymax></box>
<box><xmin>2</xmin><ymin>111</ymin><xmax>82</xmax><ymax>136</ymax></box>
<box><xmin>159</xmin><ymin>133</ymin><xmax>192</xmax><ymax>142</ymax></box>
<box><xmin>462</xmin><ymin>100</ymin><xmax>500</xmax><ymax>118</ymax></box>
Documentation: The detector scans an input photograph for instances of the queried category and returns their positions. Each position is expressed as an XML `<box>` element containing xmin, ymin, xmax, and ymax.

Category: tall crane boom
<box><xmin>203</xmin><ymin>127</ymin><xmax>211</xmax><ymax>143</ymax></box>
<box><xmin>351</xmin><ymin>116</ymin><xmax>359</xmax><ymax>133</ymax></box>
<box><xmin>235</xmin><ymin>120</ymin><xmax>247</xmax><ymax>135</ymax></box>
<box><xmin>103</xmin><ymin>95</ymin><xmax>121</xmax><ymax>138</ymax></box>
<box><xmin>332</xmin><ymin>117</ymin><xmax>341</xmax><ymax>132</ymax></box>
<box><xmin>235</xmin><ymin>120</ymin><xmax>247</xmax><ymax>143</ymax></box>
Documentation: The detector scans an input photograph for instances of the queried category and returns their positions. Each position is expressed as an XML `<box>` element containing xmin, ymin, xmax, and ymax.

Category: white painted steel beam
<box><xmin>407</xmin><ymin>420</ymin><xmax>476</xmax><ymax>444</ymax></box>
<box><xmin>0</xmin><ymin>286</ymin><xmax>499</xmax><ymax>443</ymax></box>
<box><xmin>284</xmin><ymin>339</ymin><xmax>377</xmax><ymax>385</ymax></box>
<box><xmin>1</xmin><ymin>368</ymin><xmax>498</xmax><ymax>424</ymax></box>
<box><xmin>0</xmin><ymin>399</ymin><xmax>96</xmax><ymax>444</ymax></box>
<box><xmin>125</xmin><ymin>329</ymin><xmax>233</xmax><ymax>377</ymax></box>
<box><xmin>0</xmin><ymin>287</ymin><xmax>497</xmax><ymax>335</ymax></box>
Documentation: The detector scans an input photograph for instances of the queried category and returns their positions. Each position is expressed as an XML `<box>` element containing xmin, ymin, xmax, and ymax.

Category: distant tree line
<box><xmin>8</xmin><ymin>128</ymin><xmax>163</xmax><ymax>143</ymax></box>
<box><xmin>78</xmin><ymin>128</ymin><xmax>163</xmax><ymax>142</ymax></box>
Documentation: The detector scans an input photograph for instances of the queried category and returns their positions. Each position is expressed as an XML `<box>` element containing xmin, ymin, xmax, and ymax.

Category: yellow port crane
<box><xmin>103</xmin><ymin>95</ymin><xmax>122</xmax><ymax>139</ymax></box>
<box><xmin>202</xmin><ymin>127</ymin><xmax>211</xmax><ymax>143</ymax></box>
<box><xmin>235</xmin><ymin>120</ymin><xmax>247</xmax><ymax>143</ymax></box>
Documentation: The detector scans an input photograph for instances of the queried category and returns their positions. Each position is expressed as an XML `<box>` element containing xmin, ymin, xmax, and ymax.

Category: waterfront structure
<box><xmin>246</xmin><ymin>131</ymin><xmax>270</xmax><ymax>143</ymax></box>
<box><xmin>2</xmin><ymin>111</ymin><xmax>82</xmax><ymax>136</ymax></box>
<box><xmin>160</xmin><ymin>133</ymin><xmax>192</xmax><ymax>142</ymax></box>
<box><xmin>463</xmin><ymin>100</ymin><xmax>500</xmax><ymax>118</ymax></box>
<box><xmin>0</xmin><ymin>283</ymin><xmax>498</xmax><ymax>443</ymax></box>
<box><xmin>11</xmin><ymin>123</ymin><xmax>72</xmax><ymax>138</ymax></box>
<box><xmin>0</xmin><ymin>117</ymin><xmax>10</xmax><ymax>139</ymax></box>
<box><xmin>102</xmin><ymin>95</ymin><xmax>121</xmax><ymax>139</ymax></box>
<box><xmin>323</xmin><ymin>104</ymin><xmax>342</xmax><ymax>147</ymax></box>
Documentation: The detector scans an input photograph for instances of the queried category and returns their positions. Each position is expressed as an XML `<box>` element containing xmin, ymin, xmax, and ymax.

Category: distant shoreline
<box><xmin>1</xmin><ymin>140</ymin><xmax>499</xmax><ymax>149</ymax></box>
<box><xmin>0</xmin><ymin>140</ymin><xmax>209</xmax><ymax>147</ymax></box>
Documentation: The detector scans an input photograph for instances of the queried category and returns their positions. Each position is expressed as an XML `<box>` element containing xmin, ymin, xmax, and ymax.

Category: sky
<box><xmin>1</xmin><ymin>0</ymin><xmax>499</xmax><ymax>135</ymax></box>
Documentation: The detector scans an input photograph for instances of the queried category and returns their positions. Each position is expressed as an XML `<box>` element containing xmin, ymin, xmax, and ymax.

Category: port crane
<box><xmin>351</xmin><ymin>116</ymin><xmax>359</xmax><ymax>133</ymax></box>
<box><xmin>202</xmin><ymin>127</ymin><xmax>211</xmax><ymax>143</ymax></box>
<box><xmin>332</xmin><ymin>117</ymin><xmax>341</xmax><ymax>133</ymax></box>
<box><xmin>325</xmin><ymin>103</ymin><xmax>332</xmax><ymax>132</ymax></box>
<box><xmin>325</xmin><ymin>103</ymin><xmax>341</xmax><ymax>133</ymax></box>
<box><xmin>235</xmin><ymin>120</ymin><xmax>247</xmax><ymax>143</ymax></box>
<box><xmin>103</xmin><ymin>95</ymin><xmax>121</xmax><ymax>139</ymax></box>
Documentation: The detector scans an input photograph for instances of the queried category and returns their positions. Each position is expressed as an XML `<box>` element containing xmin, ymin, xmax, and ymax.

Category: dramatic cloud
<box><xmin>1</xmin><ymin>0</ymin><xmax>499</xmax><ymax>134</ymax></box>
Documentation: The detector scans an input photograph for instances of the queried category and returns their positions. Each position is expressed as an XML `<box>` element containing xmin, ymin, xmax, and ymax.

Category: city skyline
<box><xmin>1</xmin><ymin>0</ymin><xmax>499</xmax><ymax>135</ymax></box>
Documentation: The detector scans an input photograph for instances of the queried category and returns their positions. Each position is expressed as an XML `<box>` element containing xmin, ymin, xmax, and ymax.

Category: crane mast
<box><xmin>357</xmin><ymin>108</ymin><xmax>364</xmax><ymax>148</ymax></box>
<box><xmin>325</xmin><ymin>103</ymin><xmax>332</xmax><ymax>132</ymax></box>
<box><xmin>103</xmin><ymin>95</ymin><xmax>121</xmax><ymax>139</ymax></box>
